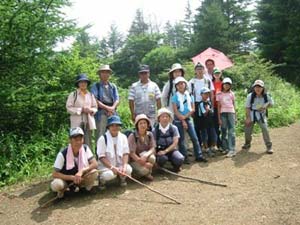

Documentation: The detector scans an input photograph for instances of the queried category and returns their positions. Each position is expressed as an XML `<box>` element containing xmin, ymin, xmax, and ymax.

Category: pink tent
<box><xmin>192</xmin><ymin>47</ymin><xmax>233</xmax><ymax>70</ymax></box>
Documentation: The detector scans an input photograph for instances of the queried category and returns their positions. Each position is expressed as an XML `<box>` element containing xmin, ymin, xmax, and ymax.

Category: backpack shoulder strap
<box><xmin>104</xmin><ymin>134</ymin><xmax>107</xmax><ymax>146</ymax></box>
<box><xmin>73</xmin><ymin>90</ymin><xmax>78</xmax><ymax>105</ymax></box>
<box><xmin>263</xmin><ymin>93</ymin><xmax>268</xmax><ymax>103</ymax></box>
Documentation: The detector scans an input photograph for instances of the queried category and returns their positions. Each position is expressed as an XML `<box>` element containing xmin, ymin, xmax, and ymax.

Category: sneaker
<box><xmin>57</xmin><ymin>191</ymin><xmax>64</xmax><ymax>199</ymax></box>
<box><xmin>144</xmin><ymin>174</ymin><xmax>154</xmax><ymax>181</ymax></box>
<box><xmin>120</xmin><ymin>179</ymin><xmax>127</xmax><ymax>187</ymax></box>
<box><xmin>98</xmin><ymin>179</ymin><xmax>106</xmax><ymax>191</ymax></box>
<box><xmin>172</xmin><ymin>166</ymin><xmax>182</xmax><ymax>173</ymax></box>
<box><xmin>183</xmin><ymin>157</ymin><xmax>191</xmax><ymax>164</ymax></box>
<box><xmin>226</xmin><ymin>151</ymin><xmax>236</xmax><ymax>158</ymax></box>
<box><xmin>207</xmin><ymin>150</ymin><xmax>215</xmax><ymax>157</ymax></box>
<box><xmin>195</xmin><ymin>157</ymin><xmax>208</xmax><ymax>163</ymax></box>
<box><xmin>266</xmin><ymin>148</ymin><xmax>273</xmax><ymax>154</ymax></box>
<box><xmin>242</xmin><ymin>144</ymin><xmax>251</xmax><ymax>150</ymax></box>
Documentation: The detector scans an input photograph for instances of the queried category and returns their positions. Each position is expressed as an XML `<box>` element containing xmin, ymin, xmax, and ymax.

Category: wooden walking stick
<box><xmin>120</xmin><ymin>172</ymin><xmax>181</xmax><ymax>205</ymax></box>
<box><xmin>158</xmin><ymin>167</ymin><xmax>227</xmax><ymax>187</ymax></box>
<box><xmin>40</xmin><ymin>170</ymin><xmax>99</xmax><ymax>209</ymax></box>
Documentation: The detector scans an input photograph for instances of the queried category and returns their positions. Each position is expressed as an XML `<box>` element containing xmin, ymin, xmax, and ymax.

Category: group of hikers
<box><xmin>51</xmin><ymin>60</ymin><xmax>274</xmax><ymax>198</ymax></box>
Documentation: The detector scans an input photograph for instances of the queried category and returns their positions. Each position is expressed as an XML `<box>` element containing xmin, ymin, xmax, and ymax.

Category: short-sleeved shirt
<box><xmin>152</xmin><ymin>124</ymin><xmax>180</xmax><ymax>151</ymax></box>
<box><xmin>171</xmin><ymin>93</ymin><xmax>194</xmax><ymax>117</ymax></box>
<box><xmin>128</xmin><ymin>80</ymin><xmax>161</xmax><ymax>119</ymax></box>
<box><xmin>128</xmin><ymin>131</ymin><xmax>155</xmax><ymax>156</ymax></box>
<box><xmin>245</xmin><ymin>93</ymin><xmax>274</xmax><ymax>121</ymax></box>
<box><xmin>216</xmin><ymin>91</ymin><xmax>235</xmax><ymax>113</ymax></box>
<box><xmin>97</xmin><ymin>132</ymin><xmax>129</xmax><ymax>169</ymax></box>
<box><xmin>53</xmin><ymin>145</ymin><xmax>94</xmax><ymax>172</ymax></box>
<box><xmin>213</xmin><ymin>81</ymin><xmax>222</xmax><ymax>108</ymax></box>
<box><xmin>188</xmin><ymin>77</ymin><xmax>214</xmax><ymax>102</ymax></box>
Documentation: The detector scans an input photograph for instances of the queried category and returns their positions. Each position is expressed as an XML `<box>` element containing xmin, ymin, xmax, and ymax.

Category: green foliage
<box><xmin>191</xmin><ymin>0</ymin><xmax>253</xmax><ymax>55</ymax></box>
<box><xmin>256</xmin><ymin>0</ymin><xmax>300</xmax><ymax>85</ymax></box>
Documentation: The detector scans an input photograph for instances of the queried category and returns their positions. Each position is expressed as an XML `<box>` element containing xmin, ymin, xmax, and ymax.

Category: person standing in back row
<box><xmin>91</xmin><ymin>65</ymin><xmax>119</xmax><ymax>143</ymax></box>
<box><xmin>128</xmin><ymin>65</ymin><xmax>161</xmax><ymax>126</ymax></box>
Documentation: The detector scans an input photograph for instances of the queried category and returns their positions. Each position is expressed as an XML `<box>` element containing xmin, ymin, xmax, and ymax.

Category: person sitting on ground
<box><xmin>97</xmin><ymin>115</ymin><xmax>132</xmax><ymax>190</ymax></box>
<box><xmin>153</xmin><ymin>107</ymin><xmax>184</xmax><ymax>172</ymax></box>
<box><xmin>172</xmin><ymin>77</ymin><xmax>207</xmax><ymax>164</ymax></box>
<box><xmin>242</xmin><ymin>80</ymin><xmax>274</xmax><ymax>154</ymax></box>
<box><xmin>51</xmin><ymin>127</ymin><xmax>98</xmax><ymax>198</ymax></box>
<box><xmin>129</xmin><ymin>114</ymin><xmax>156</xmax><ymax>181</ymax></box>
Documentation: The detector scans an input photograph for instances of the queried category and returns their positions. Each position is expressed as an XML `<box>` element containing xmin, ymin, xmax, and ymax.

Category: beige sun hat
<box><xmin>134</xmin><ymin>114</ymin><xmax>151</xmax><ymax>126</ymax></box>
<box><xmin>169</xmin><ymin>63</ymin><xmax>185</xmax><ymax>76</ymax></box>
<box><xmin>157</xmin><ymin>107</ymin><xmax>173</xmax><ymax>121</ymax></box>
<box><xmin>98</xmin><ymin>65</ymin><xmax>112</xmax><ymax>73</ymax></box>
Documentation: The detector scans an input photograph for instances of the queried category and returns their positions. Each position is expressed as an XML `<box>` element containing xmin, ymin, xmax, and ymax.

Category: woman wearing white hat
<box><xmin>153</xmin><ymin>108</ymin><xmax>184</xmax><ymax>172</ymax></box>
<box><xmin>161</xmin><ymin>63</ymin><xmax>185</xmax><ymax>112</ymax></box>
<box><xmin>128</xmin><ymin>114</ymin><xmax>156</xmax><ymax>180</ymax></box>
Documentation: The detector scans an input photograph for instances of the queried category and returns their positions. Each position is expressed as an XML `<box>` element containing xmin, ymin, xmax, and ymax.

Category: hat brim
<box><xmin>98</xmin><ymin>69</ymin><xmax>112</xmax><ymax>73</ymax></box>
<box><xmin>135</xmin><ymin>117</ymin><xmax>151</xmax><ymax>127</ymax></box>
<box><xmin>76</xmin><ymin>79</ymin><xmax>90</xmax><ymax>86</ymax></box>
<box><xmin>169</xmin><ymin>68</ymin><xmax>185</xmax><ymax>76</ymax></box>
<box><xmin>252</xmin><ymin>84</ymin><xmax>264</xmax><ymax>88</ymax></box>
<box><xmin>138</xmin><ymin>70</ymin><xmax>150</xmax><ymax>73</ymax></box>
<box><xmin>69</xmin><ymin>133</ymin><xmax>84</xmax><ymax>138</ymax></box>
<box><xmin>106</xmin><ymin>122</ymin><xmax>122</xmax><ymax>128</ymax></box>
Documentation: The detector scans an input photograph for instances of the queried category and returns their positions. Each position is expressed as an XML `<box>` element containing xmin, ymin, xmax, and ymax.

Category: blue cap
<box><xmin>107</xmin><ymin>115</ymin><xmax>122</xmax><ymax>128</ymax></box>
<box><xmin>138</xmin><ymin>65</ymin><xmax>150</xmax><ymax>73</ymax></box>
<box><xmin>75</xmin><ymin>74</ymin><xmax>90</xmax><ymax>87</ymax></box>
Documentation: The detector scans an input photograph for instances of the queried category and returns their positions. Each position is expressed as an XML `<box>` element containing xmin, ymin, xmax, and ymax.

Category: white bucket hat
<box><xmin>169</xmin><ymin>63</ymin><xmax>185</xmax><ymax>76</ymax></box>
<box><xmin>98</xmin><ymin>65</ymin><xmax>112</xmax><ymax>73</ymax></box>
<box><xmin>222</xmin><ymin>77</ymin><xmax>232</xmax><ymax>84</ymax></box>
<box><xmin>134</xmin><ymin>114</ymin><xmax>151</xmax><ymax>126</ymax></box>
<box><xmin>157</xmin><ymin>107</ymin><xmax>173</xmax><ymax>121</ymax></box>
<box><xmin>174</xmin><ymin>76</ymin><xmax>188</xmax><ymax>86</ymax></box>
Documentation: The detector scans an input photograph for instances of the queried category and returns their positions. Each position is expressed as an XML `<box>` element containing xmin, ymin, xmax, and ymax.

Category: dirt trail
<box><xmin>1</xmin><ymin>123</ymin><xmax>300</xmax><ymax>225</ymax></box>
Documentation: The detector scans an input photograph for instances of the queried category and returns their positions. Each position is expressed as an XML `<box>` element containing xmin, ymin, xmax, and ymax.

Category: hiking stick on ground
<box><xmin>121</xmin><ymin>172</ymin><xmax>181</xmax><ymax>205</ymax></box>
<box><xmin>158</xmin><ymin>167</ymin><xmax>227</xmax><ymax>187</ymax></box>
<box><xmin>40</xmin><ymin>170</ymin><xmax>99</xmax><ymax>209</ymax></box>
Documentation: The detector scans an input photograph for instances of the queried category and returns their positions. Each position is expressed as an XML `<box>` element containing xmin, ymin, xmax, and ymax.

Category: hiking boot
<box><xmin>144</xmin><ymin>174</ymin><xmax>154</xmax><ymax>181</ymax></box>
<box><xmin>57</xmin><ymin>191</ymin><xmax>64</xmax><ymax>199</ymax></box>
<box><xmin>120</xmin><ymin>180</ymin><xmax>127</xmax><ymax>187</ymax></box>
<box><xmin>183</xmin><ymin>157</ymin><xmax>191</xmax><ymax>164</ymax></box>
<box><xmin>207</xmin><ymin>149</ymin><xmax>215</xmax><ymax>157</ymax></box>
<box><xmin>242</xmin><ymin>144</ymin><xmax>251</xmax><ymax>151</ymax></box>
<box><xmin>172</xmin><ymin>166</ymin><xmax>182</xmax><ymax>173</ymax></box>
<box><xmin>195</xmin><ymin>157</ymin><xmax>208</xmax><ymax>163</ymax></box>
<box><xmin>266</xmin><ymin>148</ymin><xmax>273</xmax><ymax>154</ymax></box>
<box><xmin>226</xmin><ymin>151</ymin><xmax>236</xmax><ymax>158</ymax></box>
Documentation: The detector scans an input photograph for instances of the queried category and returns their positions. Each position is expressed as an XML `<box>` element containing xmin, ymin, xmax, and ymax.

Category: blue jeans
<box><xmin>174</xmin><ymin>118</ymin><xmax>203</xmax><ymax>159</ymax></box>
<box><xmin>220</xmin><ymin>113</ymin><xmax>236</xmax><ymax>152</ymax></box>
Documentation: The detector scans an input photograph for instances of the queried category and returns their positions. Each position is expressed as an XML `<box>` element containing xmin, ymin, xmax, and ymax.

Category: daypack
<box><xmin>103</xmin><ymin>130</ymin><xmax>152</xmax><ymax>146</ymax></box>
<box><xmin>154</xmin><ymin>124</ymin><xmax>174</xmax><ymax>145</ymax></box>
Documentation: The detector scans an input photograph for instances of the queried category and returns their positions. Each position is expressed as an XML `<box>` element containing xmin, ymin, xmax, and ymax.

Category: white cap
<box><xmin>222</xmin><ymin>77</ymin><xmax>232</xmax><ymax>84</ymax></box>
<box><xmin>201</xmin><ymin>87</ymin><xmax>210</xmax><ymax>94</ymax></box>
<box><xmin>174</xmin><ymin>76</ymin><xmax>188</xmax><ymax>86</ymax></box>
<box><xmin>69</xmin><ymin>127</ymin><xmax>84</xmax><ymax>137</ymax></box>
<box><xmin>252</xmin><ymin>80</ymin><xmax>264</xmax><ymax>88</ymax></box>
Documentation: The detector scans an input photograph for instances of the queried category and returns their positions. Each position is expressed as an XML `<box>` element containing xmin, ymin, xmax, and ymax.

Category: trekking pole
<box><xmin>158</xmin><ymin>167</ymin><xmax>227</xmax><ymax>188</ymax></box>
<box><xmin>40</xmin><ymin>170</ymin><xmax>99</xmax><ymax>209</ymax></box>
<box><xmin>119</xmin><ymin>171</ymin><xmax>181</xmax><ymax>205</ymax></box>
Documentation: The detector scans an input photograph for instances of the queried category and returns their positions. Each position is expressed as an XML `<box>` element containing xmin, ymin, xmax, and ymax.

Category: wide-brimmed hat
<box><xmin>169</xmin><ymin>63</ymin><xmax>185</xmax><ymax>76</ymax></box>
<box><xmin>252</xmin><ymin>79</ymin><xmax>264</xmax><ymax>88</ymax></box>
<box><xmin>75</xmin><ymin>74</ymin><xmax>90</xmax><ymax>87</ymax></box>
<box><xmin>174</xmin><ymin>76</ymin><xmax>188</xmax><ymax>86</ymax></box>
<box><xmin>138</xmin><ymin>65</ymin><xmax>150</xmax><ymax>73</ymax></box>
<box><xmin>222</xmin><ymin>77</ymin><xmax>232</xmax><ymax>84</ymax></box>
<box><xmin>194</xmin><ymin>62</ymin><xmax>205</xmax><ymax>70</ymax></box>
<box><xmin>134</xmin><ymin>114</ymin><xmax>151</xmax><ymax>126</ymax></box>
<box><xmin>69</xmin><ymin>127</ymin><xmax>84</xmax><ymax>138</ymax></box>
<box><xmin>157</xmin><ymin>107</ymin><xmax>173</xmax><ymax>121</ymax></box>
<box><xmin>201</xmin><ymin>87</ymin><xmax>210</xmax><ymax>94</ymax></box>
<box><xmin>106</xmin><ymin>115</ymin><xmax>122</xmax><ymax>128</ymax></box>
<box><xmin>98</xmin><ymin>65</ymin><xmax>112</xmax><ymax>73</ymax></box>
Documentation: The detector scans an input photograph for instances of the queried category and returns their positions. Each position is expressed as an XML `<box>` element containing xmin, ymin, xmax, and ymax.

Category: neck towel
<box><xmin>105</xmin><ymin>131</ymin><xmax>125</xmax><ymax>166</ymax></box>
<box><xmin>159</xmin><ymin>123</ymin><xmax>170</xmax><ymax>134</ymax></box>
<box><xmin>66</xmin><ymin>144</ymin><xmax>88</xmax><ymax>171</ymax></box>
<box><xmin>176</xmin><ymin>91</ymin><xmax>192</xmax><ymax>112</ymax></box>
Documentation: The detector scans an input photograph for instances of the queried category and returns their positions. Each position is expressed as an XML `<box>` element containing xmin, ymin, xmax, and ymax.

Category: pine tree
<box><xmin>128</xmin><ymin>9</ymin><xmax>149</xmax><ymax>37</ymax></box>
<box><xmin>107</xmin><ymin>23</ymin><xmax>124</xmax><ymax>56</ymax></box>
<box><xmin>183</xmin><ymin>0</ymin><xmax>194</xmax><ymax>43</ymax></box>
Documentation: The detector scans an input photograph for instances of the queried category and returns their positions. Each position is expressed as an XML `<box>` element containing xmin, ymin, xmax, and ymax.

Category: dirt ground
<box><xmin>0</xmin><ymin>123</ymin><xmax>300</xmax><ymax>225</ymax></box>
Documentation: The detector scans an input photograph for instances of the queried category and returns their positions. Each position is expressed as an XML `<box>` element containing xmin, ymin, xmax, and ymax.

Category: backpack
<box><xmin>154</xmin><ymin>124</ymin><xmax>174</xmax><ymax>142</ymax></box>
<box><xmin>73</xmin><ymin>91</ymin><xmax>78</xmax><ymax>105</ymax></box>
<box><xmin>103</xmin><ymin>130</ymin><xmax>152</xmax><ymax>146</ymax></box>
